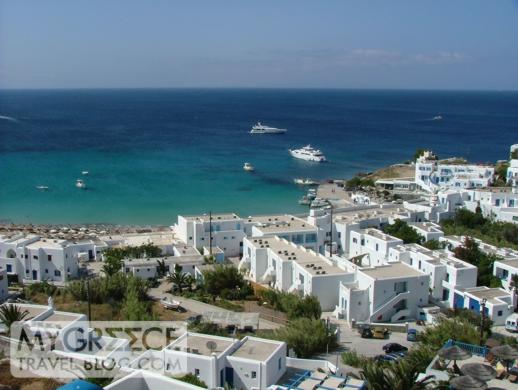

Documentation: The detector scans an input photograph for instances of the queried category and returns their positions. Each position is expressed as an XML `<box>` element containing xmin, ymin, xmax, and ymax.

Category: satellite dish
<box><xmin>206</xmin><ymin>341</ymin><xmax>217</xmax><ymax>353</ymax></box>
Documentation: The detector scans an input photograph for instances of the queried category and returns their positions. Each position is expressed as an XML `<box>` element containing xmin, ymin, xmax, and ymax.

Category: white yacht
<box><xmin>76</xmin><ymin>179</ymin><xmax>87</xmax><ymax>189</ymax></box>
<box><xmin>294</xmin><ymin>178</ymin><xmax>318</xmax><ymax>186</ymax></box>
<box><xmin>36</xmin><ymin>185</ymin><xmax>49</xmax><ymax>191</ymax></box>
<box><xmin>289</xmin><ymin>145</ymin><xmax>326</xmax><ymax>162</ymax></box>
<box><xmin>432</xmin><ymin>115</ymin><xmax>443</xmax><ymax>121</ymax></box>
<box><xmin>243</xmin><ymin>162</ymin><xmax>255</xmax><ymax>172</ymax></box>
<box><xmin>250</xmin><ymin>122</ymin><xmax>287</xmax><ymax>134</ymax></box>
<box><xmin>82</xmin><ymin>170</ymin><xmax>89</xmax><ymax>175</ymax></box>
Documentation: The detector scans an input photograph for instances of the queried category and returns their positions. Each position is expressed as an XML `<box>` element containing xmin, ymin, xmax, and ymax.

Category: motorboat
<box><xmin>298</xmin><ymin>196</ymin><xmax>311</xmax><ymax>205</ymax></box>
<box><xmin>82</xmin><ymin>171</ymin><xmax>89</xmax><ymax>175</ymax></box>
<box><xmin>75</xmin><ymin>179</ymin><xmax>87</xmax><ymax>189</ymax></box>
<box><xmin>432</xmin><ymin>115</ymin><xmax>443</xmax><ymax>121</ymax></box>
<box><xmin>307</xmin><ymin>188</ymin><xmax>317</xmax><ymax>200</ymax></box>
<box><xmin>250</xmin><ymin>122</ymin><xmax>287</xmax><ymax>134</ymax></box>
<box><xmin>310</xmin><ymin>197</ymin><xmax>328</xmax><ymax>208</ymax></box>
<box><xmin>294</xmin><ymin>178</ymin><xmax>318</xmax><ymax>186</ymax></box>
<box><xmin>36</xmin><ymin>185</ymin><xmax>49</xmax><ymax>191</ymax></box>
<box><xmin>161</xmin><ymin>297</ymin><xmax>181</xmax><ymax>310</ymax></box>
<box><xmin>243</xmin><ymin>162</ymin><xmax>255</xmax><ymax>172</ymax></box>
<box><xmin>289</xmin><ymin>145</ymin><xmax>326</xmax><ymax>162</ymax></box>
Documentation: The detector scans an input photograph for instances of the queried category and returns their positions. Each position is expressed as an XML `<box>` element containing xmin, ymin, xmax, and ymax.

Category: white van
<box><xmin>505</xmin><ymin>313</ymin><xmax>518</xmax><ymax>332</ymax></box>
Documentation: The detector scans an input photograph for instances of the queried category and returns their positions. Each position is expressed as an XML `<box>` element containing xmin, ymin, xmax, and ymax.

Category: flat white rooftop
<box><xmin>168</xmin><ymin>333</ymin><xmax>235</xmax><ymax>357</ymax></box>
<box><xmin>334</xmin><ymin>206</ymin><xmax>409</xmax><ymax>223</ymax></box>
<box><xmin>249</xmin><ymin>237</ymin><xmax>346</xmax><ymax>276</ymax></box>
<box><xmin>182</xmin><ymin>213</ymin><xmax>241</xmax><ymax>222</ymax></box>
<box><xmin>361</xmin><ymin>262</ymin><xmax>424</xmax><ymax>279</ymax></box>
<box><xmin>231</xmin><ymin>337</ymin><xmax>282</xmax><ymax>361</ymax></box>
<box><xmin>252</xmin><ymin>215</ymin><xmax>316</xmax><ymax>233</ymax></box>
<box><xmin>362</xmin><ymin>228</ymin><xmax>401</xmax><ymax>242</ymax></box>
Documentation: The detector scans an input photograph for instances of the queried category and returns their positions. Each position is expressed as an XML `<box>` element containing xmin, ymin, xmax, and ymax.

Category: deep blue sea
<box><xmin>0</xmin><ymin>89</ymin><xmax>517</xmax><ymax>225</ymax></box>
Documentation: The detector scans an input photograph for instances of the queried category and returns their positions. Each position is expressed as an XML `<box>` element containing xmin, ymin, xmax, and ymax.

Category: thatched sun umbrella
<box><xmin>461</xmin><ymin>363</ymin><xmax>496</xmax><ymax>382</ymax></box>
<box><xmin>490</xmin><ymin>345</ymin><xmax>518</xmax><ymax>372</ymax></box>
<box><xmin>450</xmin><ymin>375</ymin><xmax>487</xmax><ymax>390</ymax></box>
<box><xmin>439</xmin><ymin>345</ymin><xmax>472</xmax><ymax>374</ymax></box>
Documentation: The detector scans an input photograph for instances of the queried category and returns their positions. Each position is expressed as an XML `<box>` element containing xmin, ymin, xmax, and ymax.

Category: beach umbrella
<box><xmin>490</xmin><ymin>345</ymin><xmax>518</xmax><ymax>372</ymax></box>
<box><xmin>450</xmin><ymin>375</ymin><xmax>487</xmax><ymax>390</ymax></box>
<box><xmin>438</xmin><ymin>345</ymin><xmax>472</xmax><ymax>361</ymax></box>
<box><xmin>461</xmin><ymin>363</ymin><xmax>496</xmax><ymax>382</ymax></box>
<box><xmin>490</xmin><ymin>345</ymin><xmax>518</xmax><ymax>361</ymax></box>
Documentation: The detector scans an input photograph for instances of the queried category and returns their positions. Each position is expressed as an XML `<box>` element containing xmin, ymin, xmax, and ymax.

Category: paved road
<box><xmin>148</xmin><ymin>281</ymin><xmax>281</xmax><ymax>330</ymax></box>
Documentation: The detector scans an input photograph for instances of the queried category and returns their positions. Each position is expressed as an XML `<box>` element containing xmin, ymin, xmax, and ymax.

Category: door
<box><xmin>225</xmin><ymin>367</ymin><xmax>234</xmax><ymax>387</ymax></box>
<box><xmin>453</xmin><ymin>293</ymin><xmax>464</xmax><ymax>309</ymax></box>
<box><xmin>32</xmin><ymin>270</ymin><xmax>37</xmax><ymax>280</ymax></box>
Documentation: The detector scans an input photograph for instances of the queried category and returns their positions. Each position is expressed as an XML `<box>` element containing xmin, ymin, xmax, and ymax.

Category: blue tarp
<box><xmin>57</xmin><ymin>380</ymin><xmax>103</xmax><ymax>390</ymax></box>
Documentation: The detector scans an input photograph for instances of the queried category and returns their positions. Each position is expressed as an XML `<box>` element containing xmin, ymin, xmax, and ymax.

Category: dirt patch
<box><xmin>365</xmin><ymin>164</ymin><xmax>414</xmax><ymax>180</ymax></box>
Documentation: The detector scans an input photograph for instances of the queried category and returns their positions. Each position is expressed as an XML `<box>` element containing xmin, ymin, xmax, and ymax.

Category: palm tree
<box><xmin>156</xmin><ymin>259</ymin><xmax>168</xmax><ymax>278</ymax></box>
<box><xmin>360</xmin><ymin>360</ymin><xmax>436</xmax><ymax>390</ymax></box>
<box><xmin>0</xmin><ymin>304</ymin><xmax>29</xmax><ymax>335</ymax></box>
<box><xmin>167</xmin><ymin>264</ymin><xmax>187</xmax><ymax>294</ymax></box>
<box><xmin>184</xmin><ymin>274</ymin><xmax>195</xmax><ymax>292</ymax></box>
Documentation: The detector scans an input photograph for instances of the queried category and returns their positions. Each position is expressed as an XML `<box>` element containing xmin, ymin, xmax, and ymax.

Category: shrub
<box><xmin>271</xmin><ymin>318</ymin><xmax>337</xmax><ymax>358</ymax></box>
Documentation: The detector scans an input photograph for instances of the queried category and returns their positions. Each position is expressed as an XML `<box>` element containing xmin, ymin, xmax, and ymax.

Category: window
<box><xmin>45</xmin><ymin>269</ymin><xmax>48</xmax><ymax>274</ymax></box>
<box><xmin>6</xmin><ymin>264</ymin><xmax>12</xmax><ymax>273</ymax></box>
<box><xmin>293</xmin><ymin>234</ymin><xmax>304</xmax><ymax>244</ymax></box>
<box><xmin>498</xmin><ymin>310</ymin><xmax>503</xmax><ymax>316</ymax></box>
<box><xmin>418</xmin><ymin>261</ymin><xmax>422</xmax><ymax>270</ymax></box>
<box><xmin>33</xmin><ymin>255</ymin><xmax>38</xmax><ymax>260</ymax></box>
<box><xmin>47</xmin><ymin>255</ymin><xmax>52</xmax><ymax>261</ymax></box>
<box><xmin>54</xmin><ymin>270</ymin><xmax>61</xmax><ymax>277</ymax></box>
<box><xmin>194</xmin><ymin>369</ymin><xmax>200</xmax><ymax>376</ymax></box>
<box><xmin>352</xmin><ymin>238</ymin><xmax>357</xmax><ymax>244</ymax></box>
<box><xmin>445</xmin><ymin>273</ymin><xmax>450</xmax><ymax>282</ymax></box>
<box><xmin>278</xmin><ymin>358</ymin><xmax>282</xmax><ymax>370</ymax></box>
<box><xmin>375</xmin><ymin>244</ymin><xmax>379</xmax><ymax>251</ymax></box>
<box><xmin>251</xmin><ymin>371</ymin><xmax>257</xmax><ymax>379</ymax></box>
<box><xmin>306</xmin><ymin>233</ymin><xmax>317</xmax><ymax>243</ymax></box>
<box><xmin>442</xmin><ymin>288</ymin><xmax>450</xmax><ymax>301</ymax></box>
<box><xmin>360</xmin><ymin>239</ymin><xmax>365</xmax><ymax>246</ymax></box>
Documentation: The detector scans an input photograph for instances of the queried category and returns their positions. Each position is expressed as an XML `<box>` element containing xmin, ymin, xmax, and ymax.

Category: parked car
<box><xmin>375</xmin><ymin>353</ymin><xmax>400</xmax><ymax>362</ymax></box>
<box><xmin>360</xmin><ymin>328</ymin><xmax>373</xmax><ymax>339</ymax></box>
<box><xmin>407</xmin><ymin>328</ymin><xmax>418</xmax><ymax>341</ymax></box>
<box><xmin>383</xmin><ymin>343</ymin><xmax>408</xmax><ymax>354</ymax></box>
<box><xmin>361</xmin><ymin>327</ymin><xmax>390</xmax><ymax>339</ymax></box>
<box><xmin>184</xmin><ymin>314</ymin><xmax>202</xmax><ymax>325</ymax></box>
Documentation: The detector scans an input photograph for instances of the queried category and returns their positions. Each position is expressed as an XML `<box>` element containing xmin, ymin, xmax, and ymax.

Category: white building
<box><xmin>0</xmin><ymin>234</ymin><xmax>105</xmax><ymax>284</ymax></box>
<box><xmin>450</xmin><ymin>286</ymin><xmax>516</xmax><ymax>326</ymax></box>
<box><xmin>461</xmin><ymin>187</ymin><xmax>518</xmax><ymax>223</ymax></box>
<box><xmin>408</xmin><ymin>222</ymin><xmax>444</xmax><ymax>242</ymax></box>
<box><xmin>241</xmin><ymin>236</ymin><xmax>351</xmax><ymax>310</ymax></box>
<box><xmin>348</xmin><ymin>229</ymin><xmax>403</xmax><ymax>267</ymax></box>
<box><xmin>493</xmin><ymin>258</ymin><xmax>518</xmax><ymax>291</ymax></box>
<box><xmin>506</xmin><ymin>144</ymin><xmax>518</xmax><ymax>186</ymax></box>
<box><xmin>243</xmin><ymin>214</ymin><xmax>325</xmax><ymax>253</ymax></box>
<box><xmin>389</xmin><ymin>244</ymin><xmax>478</xmax><ymax>308</ymax></box>
<box><xmin>335</xmin><ymin>260</ymin><xmax>429</xmax><ymax>324</ymax></box>
<box><xmin>176</xmin><ymin>213</ymin><xmax>246</xmax><ymax>257</ymax></box>
<box><xmin>415</xmin><ymin>152</ymin><xmax>494</xmax><ymax>192</ymax></box>
<box><xmin>333</xmin><ymin>205</ymin><xmax>424</xmax><ymax>256</ymax></box>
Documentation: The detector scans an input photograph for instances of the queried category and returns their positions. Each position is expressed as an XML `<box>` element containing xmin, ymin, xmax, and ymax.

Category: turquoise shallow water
<box><xmin>1</xmin><ymin>89</ymin><xmax>517</xmax><ymax>224</ymax></box>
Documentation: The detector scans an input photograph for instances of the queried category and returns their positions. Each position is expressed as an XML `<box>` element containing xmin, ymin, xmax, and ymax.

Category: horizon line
<box><xmin>0</xmin><ymin>86</ymin><xmax>517</xmax><ymax>93</ymax></box>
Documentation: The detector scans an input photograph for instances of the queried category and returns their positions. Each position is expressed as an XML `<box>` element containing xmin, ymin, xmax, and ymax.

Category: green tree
<box><xmin>121</xmin><ymin>285</ymin><xmax>152</xmax><ymax>321</ymax></box>
<box><xmin>383</xmin><ymin>219</ymin><xmax>424</xmax><ymax>244</ymax></box>
<box><xmin>202</xmin><ymin>265</ymin><xmax>247</xmax><ymax>299</ymax></box>
<box><xmin>271</xmin><ymin>318</ymin><xmax>337</xmax><ymax>358</ymax></box>
<box><xmin>422</xmin><ymin>240</ymin><xmax>443</xmax><ymax>250</ymax></box>
<box><xmin>102</xmin><ymin>255</ymin><xmax>123</xmax><ymax>276</ymax></box>
<box><xmin>419</xmin><ymin>317</ymin><xmax>482</xmax><ymax>349</ymax></box>
<box><xmin>176</xmin><ymin>373</ymin><xmax>207</xmax><ymax>388</ymax></box>
<box><xmin>0</xmin><ymin>304</ymin><xmax>29</xmax><ymax>334</ymax></box>
<box><xmin>288</xmin><ymin>295</ymin><xmax>322</xmax><ymax>320</ymax></box>
<box><xmin>167</xmin><ymin>264</ymin><xmax>188</xmax><ymax>293</ymax></box>
<box><xmin>156</xmin><ymin>259</ymin><xmax>167</xmax><ymax>278</ymax></box>
<box><xmin>454</xmin><ymin>236</ymin><xmax>502</xmax><ymax>286</ymax></box>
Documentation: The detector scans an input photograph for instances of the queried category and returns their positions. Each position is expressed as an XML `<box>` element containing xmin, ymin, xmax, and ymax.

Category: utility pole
<box><xmin>479</xmin><ymin>298</ymin><xmax>487</xmax><ymax>346</ymax></box>
<box><xmin>86</xmin><ymin>278</ymin><xmax>92</xmax><ymax>324</ymax></box>
<box><xmin>209</xmin><ymin>211</ymin><xmax>213</xmax><ymax>256</ymax></box>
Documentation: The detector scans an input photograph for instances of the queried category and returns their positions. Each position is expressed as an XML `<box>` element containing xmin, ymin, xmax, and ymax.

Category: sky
<box><xmin>0</xmin><ymin>0</ymin><xmax>517</xmax><ymax>90</ymax></box>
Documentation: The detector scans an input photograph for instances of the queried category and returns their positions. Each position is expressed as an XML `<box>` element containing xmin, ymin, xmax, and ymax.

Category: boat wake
<box><xmin>0</xmin><ymin>114</ymin><xmax>18</xmax><ymax>122</ymax></box>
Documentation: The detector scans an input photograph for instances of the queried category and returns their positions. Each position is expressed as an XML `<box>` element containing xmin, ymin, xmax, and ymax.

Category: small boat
<box><xmin>82</xmin><ymin>171</ymin><xmax>89</xmax><ymax>175</ymax></box>
<box><xmin>161</xmin><ymin>297</ymin><xmax>181</xmax><ymax>310</ymax></box>
<box><xmin>243</xmin><ymin>162</ymin><xmax>255</xmax><ymax>172</ymax></box>
<box><xmin>432</xmin><ymin>115</ymin><xmax>443</xmax><ymax>121</ymax></box>
<box><xmin>298</xmin><ymin>196</ymin><xmax>311</xmax><ymax>205</ymax></box>
<box><xmin>76</xmin><ymin>179</ymin><xmax>87</xmax><ymax>189</ymax></box>
<box><xmin>250</xmin><ymin>122</ymin><xmax>287</xmax><ymax>134</ymax></box>
<box><xmin>307</xmin><ymin>188</ymin><xmax>317</xmax><ymax>200</ymax></box>
<box><xmin>36</xmin><ymin>185</ymin><xmax>49</xmax><ymax>191</ymax></box>
<box><xmin>310</xmin><ymin>197</ymin><xmax>328</xmax><ymax>208</ymax></box>
<box><xmin>294</xmin><ymin>178</ymin><xmax>318</xmax><ymax>186</ymax></box>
